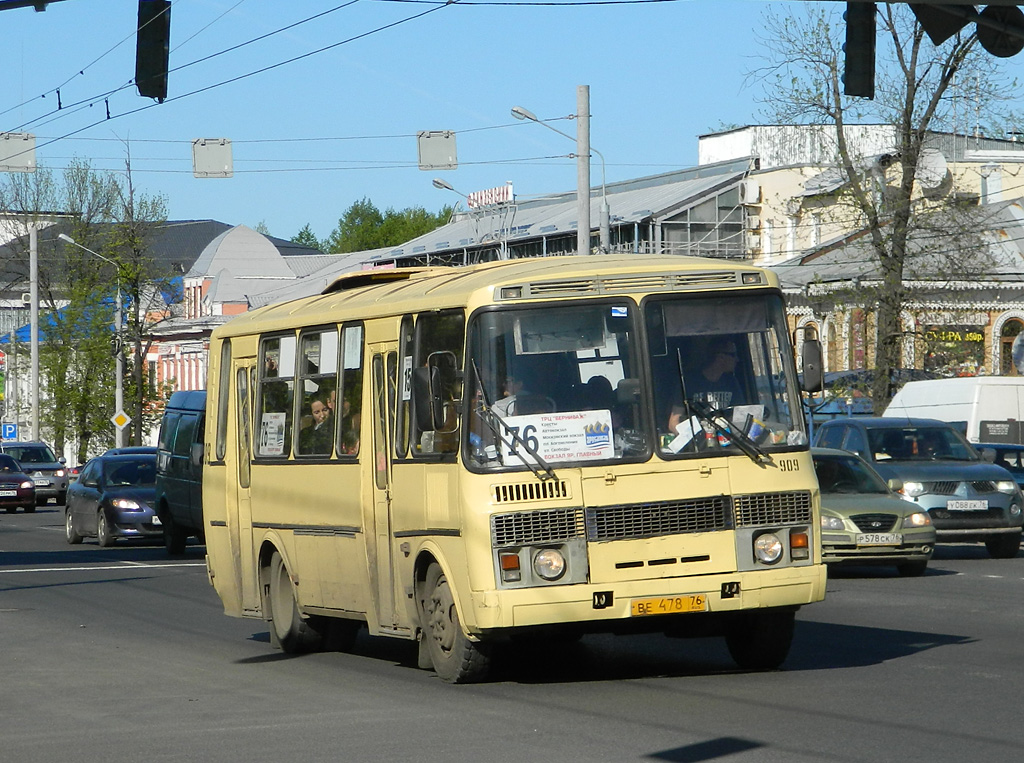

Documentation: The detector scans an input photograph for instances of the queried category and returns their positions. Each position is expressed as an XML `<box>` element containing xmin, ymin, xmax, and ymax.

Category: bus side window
<box><xmin>338</xmin><ymin>324</ymin><xmax>363</xmax><ymax>456</ymax></box>
<box><xmin>257</xmin><ymin>334</ymin><xmax>296</xmax><ymax>457</ymax></box>
<box><xmin>296</xmin><ymin>329</ymin><xmax>338</xmax><ymax>457</ymax></box>
<box><xmin>412</xmin><ymin>310</ymin><xmax>465</xmax><ymax>456</ymax></box>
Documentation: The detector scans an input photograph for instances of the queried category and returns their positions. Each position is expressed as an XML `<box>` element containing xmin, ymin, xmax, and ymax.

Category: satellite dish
<box><xmin>917</xmin><ymin>148</ymin><xmax>951</xmax><ymax>200</ymax></box>
<box><xmin>1013</xmin><ymin>332</ymin><xmax>1024</xmax><ymax>374</ymax></box>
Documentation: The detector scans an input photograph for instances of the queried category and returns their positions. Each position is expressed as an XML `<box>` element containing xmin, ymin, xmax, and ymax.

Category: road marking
<box><xmin>0</xmin><ymin>562</ymin><xmax>206</xmax><ymax>574</ymax></box>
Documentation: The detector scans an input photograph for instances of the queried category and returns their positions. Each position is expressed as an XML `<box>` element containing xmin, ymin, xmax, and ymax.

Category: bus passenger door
<box><xmin>369</xmin><ymin>348</ymin><xmax>398</xmax><ymax>630</ymax></box>
<box><xmin>231</xmin><ymin>361</ymin><xmax>259</xmax><ymax>614</ymax></box>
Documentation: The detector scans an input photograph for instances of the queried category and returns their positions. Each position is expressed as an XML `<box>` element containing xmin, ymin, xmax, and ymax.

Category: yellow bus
<box><xmin>203</xmin><ymin>254</ymin><xmax>826</xmax><ymax>682</ymax></box>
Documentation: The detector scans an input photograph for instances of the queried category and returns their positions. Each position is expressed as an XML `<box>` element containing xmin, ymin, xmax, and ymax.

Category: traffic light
<box><xmin>136</xmin><ymin>0</ymin><xmax>171</xmax><ymax>102</ymax></box>
<box><xmin>843</xmin><ymin>2</ymin><xmax>876</xmax><ymax>99</ymax></box>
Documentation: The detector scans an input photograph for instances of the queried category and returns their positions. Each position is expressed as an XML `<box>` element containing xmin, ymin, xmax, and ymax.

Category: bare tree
<box><xmin>755</xmin><ymin>4</ymin><xmax>1016</xmax><ymax>409</ymax></box>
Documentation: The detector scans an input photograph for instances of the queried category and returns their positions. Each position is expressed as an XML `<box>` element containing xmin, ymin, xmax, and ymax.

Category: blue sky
<box><xmin>3</xmin><ymin>0</ymin><xmax>1023</xmax><ymax>244</ymax></box>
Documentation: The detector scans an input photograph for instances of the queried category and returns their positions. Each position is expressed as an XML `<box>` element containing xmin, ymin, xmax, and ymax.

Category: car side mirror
<box><xmin>887</xmin><ymin>478</ymin><xmax>903</xmax><ymax>492</ymax></box>
<box><xmin>979</xmin><ymin>448</ymin><xmax>996</xmax><ymax>464</ymax></box>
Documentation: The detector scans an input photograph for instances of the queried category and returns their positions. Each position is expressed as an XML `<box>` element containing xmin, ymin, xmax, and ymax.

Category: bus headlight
<box><xmin>533</xmin><ymin>549</ymin><xmax>567</xmax><ymax>581</ymax></box>
<box><xmin>753</xmin><ymin>532</ymin><xmax>783</xmax><ymax>565</ymax></box>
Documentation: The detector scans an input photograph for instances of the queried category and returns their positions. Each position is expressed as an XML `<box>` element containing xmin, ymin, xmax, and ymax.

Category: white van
<box><xmin>883</xmin><ymin>376</ymin><xmax>1024</xmax><ymax>443</ymax></box>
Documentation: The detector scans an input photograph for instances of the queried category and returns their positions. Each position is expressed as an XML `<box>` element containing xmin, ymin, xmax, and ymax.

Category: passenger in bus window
<box><xmin>339</xmin><ymin>393</ymin><xmax>361</xmax><ymax>455</ymax></box>
<box><xmin>667</xmin><ymin>337</ymin><xmax>745</xmax><ymax>432</ymax></box>
<box><xmin>300</xmin><ymin>398</ymin><xmax>333</xmax><ymax>454</ymax></box>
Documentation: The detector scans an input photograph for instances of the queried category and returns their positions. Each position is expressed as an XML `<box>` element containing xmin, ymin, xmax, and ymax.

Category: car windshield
<box><xmin>866</xmin><ymin>426</ymin><xmax>977</xmax><ymax>462</ymax></box>
<box><xmin>814</xmin><ymin>453</ymin><xmax>889</xmax><ymax>494</ymax></box>
<box><xmin>4</xmin><ymin>445</ymin><xmax>57</xmax><ymax>463</ymax></box>
<box><xmin>104</xmin><ymin>458</ymin><xmax>157</xmax><ymax>487</ymax></box>
<box><xmin>0</xmin><ymin>455</ymin><xmax>21</xmax><ymax>472</ymax></box>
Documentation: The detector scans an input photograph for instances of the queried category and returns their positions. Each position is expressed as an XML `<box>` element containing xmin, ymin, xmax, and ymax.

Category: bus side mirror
<box><xmin>801</xmin><ymin>339</ymin><xmax>823</xmax><ymax>393</ymax></box>
<box><xmin>190</xmin><ymin>441</ymin><xmax>204</xmax><ymax>468</ymax></box>
<box><xmin>412</xmin><ymin>366</ymin><xmax>445</xmax><ymax>431</ymax></box>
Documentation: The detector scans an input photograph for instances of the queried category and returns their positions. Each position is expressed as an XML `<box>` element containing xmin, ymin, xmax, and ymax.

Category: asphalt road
<box><xmin>2</xmin><ymin>506</ymin><xmax>1022</xmax><ymax>763</ymax></box>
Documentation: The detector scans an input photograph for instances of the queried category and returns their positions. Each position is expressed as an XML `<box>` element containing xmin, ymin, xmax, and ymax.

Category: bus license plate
<box><xmin>947</xmin><ymin>500</ymin><xmax>987</xmax><ymax>511</ymax></box>
<box><xmin>857</xmin><ymin>533</ymin><xmax>902</xmax><ymax>546</ymax></box>
<box><xmin>631</xmin><ymin>594</ymin><xmax>708</xmax><ymax>617</ymax></box>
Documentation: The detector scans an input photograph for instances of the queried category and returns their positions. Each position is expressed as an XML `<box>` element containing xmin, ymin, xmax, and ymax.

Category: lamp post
<box><xmin>511</xmin><ymin>90</ymin><xmax>610</xmax><ymax>253</ymax></box>
<box><xmin>58</xmin><ymin>234</ymin><xmax>126</xmax><ymax>448</ymax></box>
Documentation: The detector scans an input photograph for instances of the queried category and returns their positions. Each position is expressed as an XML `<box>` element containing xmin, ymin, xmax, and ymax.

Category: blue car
<box><xmin>65</xmin><ymin>454</ymin><xmax>160</xmax><ymax>547</ymax></box>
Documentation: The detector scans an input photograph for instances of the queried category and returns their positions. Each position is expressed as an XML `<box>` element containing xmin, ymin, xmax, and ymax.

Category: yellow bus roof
<box><xmin>213</xmin><ymin>254</ymin><xmax>778</xmax><ymax>339</ymax></box>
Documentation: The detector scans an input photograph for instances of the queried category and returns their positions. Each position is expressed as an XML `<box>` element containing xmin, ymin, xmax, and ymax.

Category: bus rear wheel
<box><xmin>417</xmin><ymin>562</ymin><xmax>491</xmax><ymax>683</ymax></box>
<box><xmin>266</xmin><ymin>551</ymin><xmax>321</xmax><ymax>654</ymax></box>
<box><xmin>725</xmin><ymin>609</ymin><xmax>795</xmax><ymax>671</ymax></box>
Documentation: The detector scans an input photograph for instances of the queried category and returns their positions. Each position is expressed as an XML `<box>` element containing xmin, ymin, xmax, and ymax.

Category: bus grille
<box><xmin>491</xmin><ymin>508</ymin><xmax>586</xmax><ymax>546</ymax></box>
<box><xmin>733</xmin><ymin>491</ymin><xmax>813</xmax><ymax>527</ymax></box>
<box><xmin>492</xmin><ymin>480</ymin><xmax>570</xmax><ymax>503</ymax></box>
<box><xmin>585</xmin><ymin>497</ymin><xmax>732</xmax><ymax>541</ymax></box>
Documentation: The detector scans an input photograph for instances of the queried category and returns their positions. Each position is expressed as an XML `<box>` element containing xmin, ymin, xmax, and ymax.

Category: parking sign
<box><xmin>2</xmin><ymin>422</ymin><xmax>17</xmax><ymax>440</ymax></box>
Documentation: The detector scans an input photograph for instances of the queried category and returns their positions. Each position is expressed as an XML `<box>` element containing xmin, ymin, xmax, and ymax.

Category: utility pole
<box><xmin>576</xmin><ymin>85</ymin><xmax>592</xmax><ymax>255</ymax></box>
<box><xmin>29</xmin><ymin>223</ymin><xmax>39</xmax><ymax>441</ymax></box>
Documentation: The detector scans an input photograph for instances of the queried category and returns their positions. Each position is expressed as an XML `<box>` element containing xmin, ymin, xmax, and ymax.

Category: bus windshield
<box><xmin>465</xmin><ymin>292</ymin><xmax>806</xmax><ymax>471</ymax></box>
<box><xmin>646</xmin><ymin>292</ymin><xmax>806</xmax><ymax>457</ymax></box>
<box><xmin>466</xmin><ymin>301</ymin><xmax>647</xmax><ymax>470</ymax></box>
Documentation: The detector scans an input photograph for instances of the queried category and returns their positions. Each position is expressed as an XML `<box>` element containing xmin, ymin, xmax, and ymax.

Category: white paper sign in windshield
<box><xmin>500</xmin><ymin>410</ymin><xmax>614</xmax><ymax>463</ymax></box>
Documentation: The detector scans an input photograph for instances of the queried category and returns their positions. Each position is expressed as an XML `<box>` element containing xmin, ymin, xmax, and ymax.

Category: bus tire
<box><xmin>417</xmin><ymin>562</ymin><xmax>491</xmax><ymax>683</ymax></box>
<box><xmin>266</xmin><ymin>551</ymin><xmax>321</xmax><ymax>654</ymax></box>
<box><xmin>725</xmin><ymin>609</ymin><xmax>795</xmax><ymax>671</ymax></box>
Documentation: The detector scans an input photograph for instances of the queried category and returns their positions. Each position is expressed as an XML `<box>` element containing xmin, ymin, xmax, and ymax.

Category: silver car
<box><xmin>813</xmin><ymin>447</ymin><xmax>936</xmax><ymax>576</ymax></box>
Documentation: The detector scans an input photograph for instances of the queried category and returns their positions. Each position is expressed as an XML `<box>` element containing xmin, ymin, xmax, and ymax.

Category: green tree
<box><xmin>291</xmin><ymin>223</ymin><xmax>322</xmax><ymax>251</ymax></box>
<box><xmin>756</xmin><ymin>4</ymin><xmax>1013</xmax><ymax>410</ymax></box>
<box><xmin>325</xmin><ymin>199</ymin><xmax>452</xmax><ymax>253</ymax></box>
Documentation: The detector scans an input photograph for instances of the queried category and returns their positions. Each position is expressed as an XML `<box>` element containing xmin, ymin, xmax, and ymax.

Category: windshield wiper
<box><xmin>688</xmin><ymin>399</ymin><xmax>774</xmax><ymax>468</ymax></box>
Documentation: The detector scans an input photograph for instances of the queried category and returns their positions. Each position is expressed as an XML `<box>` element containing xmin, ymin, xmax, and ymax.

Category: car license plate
<box><xmin>947</xmin><ymin>500</ymin><xmax>988</xmax><ymax>511</ymax></box>
<box><xmin>151</xmin><ymin>516</ymin><xmax>162</xmax><ymax>526</ymax></box>
<box><xmin>857</xmin><ymin>533</ymin><xmax>903</xmax><ymax>546</ymax></box>
<box><xmin>631</xmin><ymin>594</ymin><xmax>708</xmax><ymax>617</ymax></box>
<box><xmin>0</xmin><ymin>489</ymin><xmax>16</xmax><ymax>497</ymax></box>
<box><xmin>34</xmin><ymin>479</ymin><xmax>50</xmax><ymax>486</ymax></box>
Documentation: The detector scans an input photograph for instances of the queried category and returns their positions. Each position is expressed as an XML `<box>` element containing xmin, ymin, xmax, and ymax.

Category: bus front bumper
<box><xmin>467</xmin><ymin>563</ymin><xmax>827</xmax><ymax>633</ymax></box>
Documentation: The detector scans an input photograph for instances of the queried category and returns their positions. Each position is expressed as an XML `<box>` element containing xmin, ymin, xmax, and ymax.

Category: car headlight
<box><xmin>901</xmin><ymin>481</ymin><xmax>926</xmax><ymax>498</ymax></box>
<box><xmin>19</xmin><ymin>480</ymin><xmax>33</xmax><ymax>489</ymax></box>
<box><xmin>533</xmin><ymin>549</ymin><xmax>566</xmax><ymax>581</ymax></box>
<box><xmin>54</xmin><ymin>469</ymin><xmax>66</xmax><ymax>477</ymax></box>
<box><xmin>820</xmin><ymin>515</ymin><xmax>845</xmax><ymax>531</ymax></box>
<box><xmin>995</xmin><ymin>480</ymin><xmax>1017</xmax><ymax>494</ymax></box>
<box><xmin>902</xmin><ymin>511</ymin><xmax>932</xmax><ymax>528</ymax></box>
<box><xmin>111</xmin><ymin>498</ymin><xmax>142</xmax><ymax>511</ymax></box>
<box><xmin>753</xmin><ymin>532</ymin><xmax>783</xmax><ymax>564</ymax></box>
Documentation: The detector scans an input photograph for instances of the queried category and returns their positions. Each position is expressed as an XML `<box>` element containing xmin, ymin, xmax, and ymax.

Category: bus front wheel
<box><xmin>724</xmin><ymin>609</ymin><xmax>795</xmax><ymax>671</ymax></box>
<box><xmin>417</xmin><ymin>562</ymin><xmax>491</xmax><ymax>683</ymax></box>
<box><xmin>266</xmin><ymin>551</ymin><xmax>321</xmax><ymax>654</ymax></box>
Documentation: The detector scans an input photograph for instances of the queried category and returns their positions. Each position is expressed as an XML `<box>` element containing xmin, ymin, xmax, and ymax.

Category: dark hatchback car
<box><xmin>0</xmin><ymin>441</ymin><xmax>68</xmax><ymax>505</ymax></box>
<box><xmin>814</xmin><ymin>417</ymin><xmax>1023</xmax><ymax>558</ymax></box>
<box><xmin>65</xmin><ymin>454</ymin><xmax>160</xmax><ymax>547</ymax></box>
<box><xmin>0</xmin><ymin>454</ymin><xmax>36</xmax><ymax>513</ymax></box>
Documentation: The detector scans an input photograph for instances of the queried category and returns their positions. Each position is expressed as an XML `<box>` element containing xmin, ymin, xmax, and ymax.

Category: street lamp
<box><xmin>57</xmin><ymin>234</ymin><xmax>126</xmax><ymax>448</ymax></box>
<box><xmin>511</xmin><ymin>98</ymin><xmax>611</xmax><ymax>253</ymax></box>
